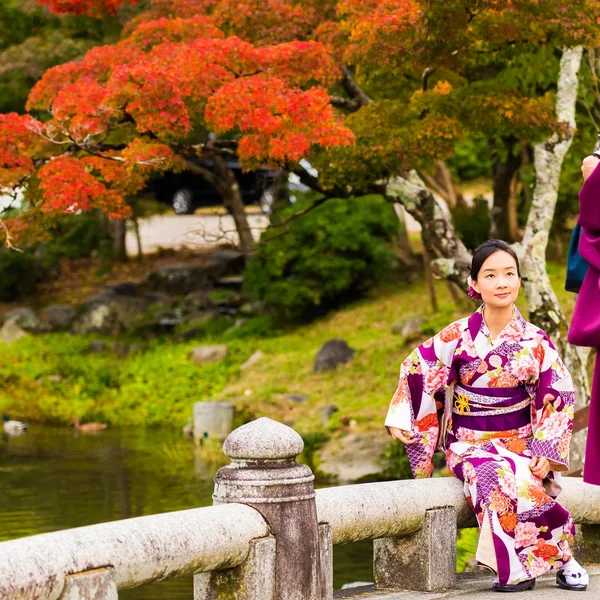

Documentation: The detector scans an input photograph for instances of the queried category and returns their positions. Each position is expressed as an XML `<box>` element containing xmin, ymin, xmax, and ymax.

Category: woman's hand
<box><xmin>388</xmin><ymin>426</ymin><xmax>417</xmax><ymax>444</ymax></box>
<box><xmin>530</xmin><ymin>456</ymin><xmax>551</xmax><ymax>478</ymax></box>
<box><xmin>582</xmin><ymin>155</ymin><xmax>600</xmax><ymax>181</ymax></box>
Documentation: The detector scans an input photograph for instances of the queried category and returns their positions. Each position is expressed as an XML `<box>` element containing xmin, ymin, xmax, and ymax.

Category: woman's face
<box><xmin>471</xmin><ymin>250</ymin><xmax>520</xmax><ymax>308</ymax></box>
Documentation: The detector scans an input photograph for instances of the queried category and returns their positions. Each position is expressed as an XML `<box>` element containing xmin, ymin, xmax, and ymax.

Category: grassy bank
<box><xmin>0</xmin><ymin>261</ymin><xmax>576</xmax><ymax>435</ymax></box>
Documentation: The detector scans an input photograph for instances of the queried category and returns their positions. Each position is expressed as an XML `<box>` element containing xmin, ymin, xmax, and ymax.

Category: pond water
<box><xmin>0</xmin><ymin>426</ymin><xmax>373</xmax><ymax>598</ymax></box>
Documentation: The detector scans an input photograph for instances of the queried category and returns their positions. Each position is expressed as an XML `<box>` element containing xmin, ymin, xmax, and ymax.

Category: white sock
<box><xmin>561</xmin><ymin>558</ymin><xmax>589</xmax><ymax>586</ymax></box>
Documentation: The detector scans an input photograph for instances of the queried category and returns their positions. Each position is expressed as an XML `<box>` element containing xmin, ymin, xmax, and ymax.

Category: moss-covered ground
<box><xmin>0</xmin><ymin>259</ymin><xmax>576</xmax><ymax>435</ymax></box>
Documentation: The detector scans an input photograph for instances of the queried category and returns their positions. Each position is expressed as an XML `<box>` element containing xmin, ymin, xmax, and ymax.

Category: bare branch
<box><xmin>0</xmin><ymin>219</ymin><xmax>23</xmax><ymax>252</ymax></box>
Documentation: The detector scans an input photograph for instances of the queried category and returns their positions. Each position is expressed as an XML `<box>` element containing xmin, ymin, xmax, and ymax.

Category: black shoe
<box><xmin>556</xmin><ymin>570</ymin><xmax>588</xmax><ymax>591</ymax></box>
<box><xmin>493</xmin><ymin>578</ymin><xmax>536</xmax><ymax>592</ymax></box>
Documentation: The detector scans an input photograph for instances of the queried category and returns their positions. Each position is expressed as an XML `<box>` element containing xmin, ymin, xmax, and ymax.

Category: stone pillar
<box><xmin>194</xmin><ymin>536</ymin><xmax>276</xmax><ymax>600</ymax></box>
<box><xmin>193</xmin><ymin>401</ymin><xmax>235</xmax><ymax>442</ymax></box>
<box><xmin>59</xmin><ymin>567</ymin><xmax>118</xmax><ymax>599</ymax></box>
<box><xmin>213</xmin><ymin>417</ymin><xmax>322</xmax><ymax>600</ymax></box>
<box><xmin>373</xmin><ymin>506</ymin><xmax>456</xmax><ymax>592</ymax></box>
<box><xmin>319</xmin><ymin>523</ymin><xmax>333</xmax><ymax>600</ymax></box>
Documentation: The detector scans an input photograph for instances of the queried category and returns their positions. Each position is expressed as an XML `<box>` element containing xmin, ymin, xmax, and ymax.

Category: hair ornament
<box><xmin>467</xmin><ymin>276</ymin><xmax>482</xmax><ymax>301</ymax></box>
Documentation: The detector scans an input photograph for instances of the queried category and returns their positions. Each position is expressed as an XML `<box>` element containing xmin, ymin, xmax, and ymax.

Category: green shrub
<box><xmin>447</xmin><ymin>134</ymin><xmax>491</xmax><ymax>181</ymax></box>
<box><xmin>451</xmin><ymin>195</ymin><xmax>491</xmax><ymax>250</ymax></box>
<box><xmin>245</xmin><ymin>195</ymin><xmax>400</xmax><ymax>321</ymax></box>
<box><xmin>0</xmin><ymin>212</ymin><xmax>113</xmax><ymax>302</ymax></box>
<box><xmin>44</xmin><ymin>212</ymin><xmax>113</xmax><ymax>263</ymax></box>
<box><xmin>0</xmin><ymin>248</ymin><xmax>45</xmax><ymax>301</ymax></box>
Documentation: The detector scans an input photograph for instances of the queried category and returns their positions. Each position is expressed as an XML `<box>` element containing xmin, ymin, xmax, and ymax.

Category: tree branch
<box><xmin>329</xmin><ymin>95</ymin><xmax>363</xmax><ymax>111</ymax></box>
<box><xmin>341</xmin><ymin>66</ymin><xmax>372</xmax><ymax>105</ymax></box>
<box><xmin>329</xmin><ymin>66</ymin><xmax>373</xmax><ymax>113</ymax></box>
<box><xmin>179</xmin><ymin>157</ymin><xmax>221</xmax><ymax>188</ymax></box>
<box><xmin>0</xmin><ymin>219</ymin><xmax>23</xmax><ymax>252</ymax></box>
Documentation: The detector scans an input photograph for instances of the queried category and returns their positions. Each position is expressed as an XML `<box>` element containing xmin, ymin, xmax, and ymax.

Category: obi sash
<box><xmin>451</xmin><ymin>384</ymin><xmax>531</xmax><ymax>433</ymax></box>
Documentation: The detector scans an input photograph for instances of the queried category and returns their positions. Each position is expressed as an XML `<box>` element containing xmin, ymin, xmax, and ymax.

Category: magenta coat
<box><xmin>568</xmin><ymin>162</ymin><xmax>600</xmax><ymax>484</ymax></box>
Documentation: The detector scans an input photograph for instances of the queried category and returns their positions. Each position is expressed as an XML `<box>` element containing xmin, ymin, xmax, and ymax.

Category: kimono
<box><xmin>385</xmin><ymin>305</ymin><xmax>575</xmax><ymax>586</ymax></box>
<box><xmin>569</xmin><ymin>161</ymin><xmax>600</xmax><ymax>485</ymax></box>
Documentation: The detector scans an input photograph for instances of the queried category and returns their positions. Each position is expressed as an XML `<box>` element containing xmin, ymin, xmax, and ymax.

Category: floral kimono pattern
<box><xmin>385</xmin><ymin>305</ymin><xmax>575</xmax><ymax>585</ymax></box>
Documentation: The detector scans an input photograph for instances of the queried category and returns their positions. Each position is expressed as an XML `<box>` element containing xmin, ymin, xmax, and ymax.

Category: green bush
<box><xmin>0</xmin><ymin>248</ymin><xmax>45</xmax><ymax>301</ymax></box>
<box><xmin>44</xmin><ymin>212</ymin><xmax>113</xmax><ymax>263</ymax></box>
<box><xmin>451</xmin><ymin>195</ymin><xmax>491</xmax><ymax>250</ymax></box>
<box><xmin>447</xmin><ymin>135</ymin><xmax>491</xmax><ymax>181</ymax></box>
<box><xmin>245</xmin><ymin>195</ymin><xmax>400</xmax><ymax>321</ymax></box>
<box><xmin>0</xmin><ymin>212</ymin><xmax>112</xmax><ymax>302</ymax></box>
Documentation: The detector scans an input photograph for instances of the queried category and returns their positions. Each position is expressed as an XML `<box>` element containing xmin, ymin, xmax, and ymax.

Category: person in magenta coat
<box><xmin>568</xmin><ymin>153</ymin><xmax>600</xmax><ymax>485</ymax></box>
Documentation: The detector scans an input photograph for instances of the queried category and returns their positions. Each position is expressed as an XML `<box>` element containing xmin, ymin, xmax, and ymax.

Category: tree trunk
<box><xmin>110</xmin><ymin>218</ymin><xmax>127</xmax><ymax>261</ymax></box>
<box><xmin>514</xmin><ymin>46</ymin><xmax>588</xmax><ymax>471</ymax></box>
<box><xmin>386</xmin><ymin>47</ymin><xmax>588</xmax><ymax>471</ymax></box>
<box><xmin>490</xmin><ymin>136</ymin><xmax>522</xmax><ymax>242</ymax></box>
<box><xmin>130</xmin><ymin>216</ymin><xmax>143</xmax><ymax>260</ymax></box>
<box><xmin>420</xmin><ymin>160</ymin><xmax>466</xmax><ymax>209</ymax></box>
<box><xmin>268</xmin><ymin>170</ymin><xmax>290</xmax><ymax>219</ymax></box>
<box><xmin>422</xmin><ymin>242</ymin><xmax>439</xmax><ymax>312</ymax></box>
<box><xmin>390</xmin><ymin>203</ymin><xmax>417</xmax><ymax>268</ymax></box>
<box><xmin>387</xmin><ymin>172</ymin><xmax>472</xmax><ymax>289</ymax></box>
<box><xmin>507</xmin><ymin>171</ymin><xmax>521</xmax><ymax>241</ymax></box>
<box><xmin>212</xmin><ymin>154</ymin><xmax>255</xmax><ymax>256</ymax></box>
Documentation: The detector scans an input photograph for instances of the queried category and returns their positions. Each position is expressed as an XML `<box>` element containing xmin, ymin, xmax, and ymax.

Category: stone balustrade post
<box><xmin>59</xmin><ymin>567</ymin><xmax>118</xmax><ymax>599</ymax></box>
<box><xmin>211</xmin><ymin>417</ymin><xmax>322</xmax><ymax>600</ymax></box>
<box><xmin>373</xmin><ymin>506</ymin><xmax>457</xmax><ymax>592</ymax></box>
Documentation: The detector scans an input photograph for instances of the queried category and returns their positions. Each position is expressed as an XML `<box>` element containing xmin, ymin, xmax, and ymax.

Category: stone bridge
<box><xmin>0</xmin><ymin>418</ymin><xmax>598</xmax><ymax>599</ymax></box>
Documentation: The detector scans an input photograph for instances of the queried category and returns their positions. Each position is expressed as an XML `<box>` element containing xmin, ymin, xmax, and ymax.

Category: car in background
<box><xmin>148</xmin><ymin>158</ymin><xmax>278</xmax><ymax>214</ymax></box>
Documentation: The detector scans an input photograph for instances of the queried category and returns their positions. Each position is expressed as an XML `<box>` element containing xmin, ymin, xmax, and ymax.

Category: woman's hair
<box><xmin>470</xmin><ymin>239</ymin><xmax>520</xmax><ymax>281</ymax></box>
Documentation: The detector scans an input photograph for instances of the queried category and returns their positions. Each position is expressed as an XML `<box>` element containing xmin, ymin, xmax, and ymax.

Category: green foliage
<box><xmin>223</xmin><ymin>316</ymin><xmax>279</xmax><ymax>340</ymax></box>
<box><xmin>377</xmin><ymin>441</ymin><xmax>412</xmax><ymax>481</ymax></box>
<box><xmin>0</xmin><ymin>333</ymin><xmax>246</xmax><ymax>426</ymax></box>
<box><xmin>0</xmin><ymin>212</ymin><xmax>112</xmax><ymax>302</ymax></box>
<box><xmin>0</xmin><ymin>0</ymin><xmax>124</xmax><ymax>113</ymax></box>
<box><xmin>245</xmin><ymin>195</ymin><xmax>400</xmax><ymax>321</ymax></box>
<box><xmin>299</xmin><ymin>432</ymin><xmax>330</xmax><ymax>477</ymax></box>
<box><xmin>44</xmin><ymin>212</ymin><xmax>113</xmax><ymax>262</ymax></box>
<box><xmin>0</xmin><ymin>248</ymin><xmax>45</xmax><ymax>301</ymax></box>
<box><xmin>451</xmin><ymin>196</ymin><xmax>492</xmax><ymax>251</ymax></box>
<box><xmin>457</xmin><ymin>528</ymin><xmax>479</xmax><ymax>572</ymax></box>
<box><xmin>447</xmin><ymin>135</ymin><xmax>491</xmax><ymax>181</ymax></box>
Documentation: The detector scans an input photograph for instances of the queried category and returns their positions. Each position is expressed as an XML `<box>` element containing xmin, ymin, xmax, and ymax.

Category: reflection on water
<box><xmin>0</xmin><ymin>426</ymin><xmax>372</xmax><ymax>597</ymax></box>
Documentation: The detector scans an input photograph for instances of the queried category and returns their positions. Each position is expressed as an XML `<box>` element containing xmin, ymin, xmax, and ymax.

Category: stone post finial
<box><xmin>211</xmin><ymin>417</ymin><xmax>322</xmax><ymax>600</ymax></box>
<box><xmin>223</xmin><ymin>417</ymin><xmax>304</xmax><ymax>460</ymax></box>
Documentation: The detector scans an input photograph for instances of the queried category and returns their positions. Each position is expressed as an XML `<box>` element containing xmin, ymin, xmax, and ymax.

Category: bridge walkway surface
<box><xmin>335</xmin><ymin>568</ymin><xmax>600</xmax><ymax>599</ymax></box>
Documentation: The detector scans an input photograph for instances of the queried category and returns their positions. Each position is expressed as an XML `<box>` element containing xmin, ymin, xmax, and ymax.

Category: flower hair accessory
<box><xmin>467</xmin><ymin>276</ymin><xmax>482</xmax><ymax>301</ymax></box>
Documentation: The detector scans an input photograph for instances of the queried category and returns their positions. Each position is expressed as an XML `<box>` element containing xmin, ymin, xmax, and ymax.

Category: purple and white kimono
<box><xmin>385</xmin><ymin>305</ymin><xmax>575</xmax><ymax>585</ymax></box>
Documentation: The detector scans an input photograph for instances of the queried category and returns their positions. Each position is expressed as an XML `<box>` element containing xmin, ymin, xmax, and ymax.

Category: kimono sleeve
<box><xmin>385</xmin><ymin>321</ymin><xmax>462</xmax><ymax>478</ymax></box>
<box><xmin>530</xmin><ymin>335</ymin><xmax>575</xmax><ymax>470</ymax></box>
<box><xmin>578</xmin><ymin>162</ymin><xmax>600</xmax><ymax>231</ymax></box>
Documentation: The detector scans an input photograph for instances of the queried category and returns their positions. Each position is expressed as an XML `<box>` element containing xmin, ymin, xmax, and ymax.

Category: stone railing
<box><xmin>1</xmin><ymin>417</ymin><xmax>600</xmax><ymax>600</ymax></box>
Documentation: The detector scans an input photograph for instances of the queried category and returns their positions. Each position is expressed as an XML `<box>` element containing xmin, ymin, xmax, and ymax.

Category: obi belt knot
<box><xmin>452</xmin><ymin>384</ymin><xmax>531</xmax><ymax>433</ymax></box>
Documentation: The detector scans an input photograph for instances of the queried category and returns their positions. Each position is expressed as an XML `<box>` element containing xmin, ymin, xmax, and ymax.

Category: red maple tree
<box><xmin>2</xmin><ymin>0</ymin><xmax>599</xmax><ymax>254</ymax></box>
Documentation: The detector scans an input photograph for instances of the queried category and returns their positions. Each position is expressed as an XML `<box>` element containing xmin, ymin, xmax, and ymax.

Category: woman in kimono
<box><xmin>385</xmin><ymin>240</ymin><xmax>588</xmax><ymax>592</ymax></box>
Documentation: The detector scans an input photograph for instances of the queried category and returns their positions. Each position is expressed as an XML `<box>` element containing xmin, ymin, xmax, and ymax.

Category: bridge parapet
<box><xmin>1</xmin><ymin>418</ymin><xmax>600</xmax><ymax>599</ymax></box>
